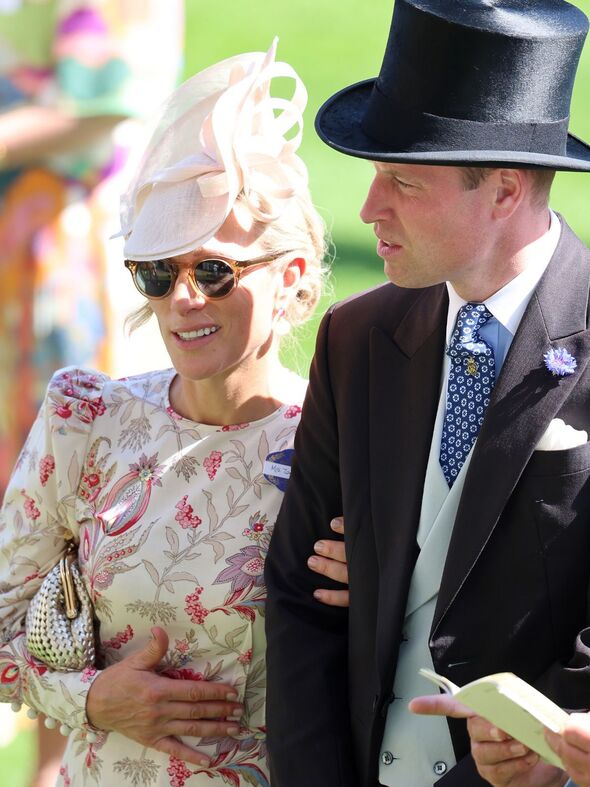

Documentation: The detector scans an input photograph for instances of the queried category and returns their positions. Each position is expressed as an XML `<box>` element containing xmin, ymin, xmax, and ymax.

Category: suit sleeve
<box><xmin>265</xmin><ymin>308</ymin><xmax>358</xmax><ymax>786</ymax></box>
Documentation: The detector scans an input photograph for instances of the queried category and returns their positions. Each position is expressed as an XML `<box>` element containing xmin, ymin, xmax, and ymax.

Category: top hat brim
<box><xmin>315</xmin><ymin>79</ymin><xmax>590</xmax><ymax>172</ymax></box>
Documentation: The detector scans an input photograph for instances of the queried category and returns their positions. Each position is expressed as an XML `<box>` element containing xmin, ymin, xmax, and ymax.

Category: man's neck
<box><xmin>451</xmin><ymin>208</ymin><xmax>552</xmax><ymax>302</ymax></box>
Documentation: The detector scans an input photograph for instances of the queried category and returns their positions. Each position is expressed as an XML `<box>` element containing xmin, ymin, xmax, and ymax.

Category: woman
<box><xmin>0</xmin><ymin>41</ymin><xmax>343</xmax><ymax>786</ymax></box>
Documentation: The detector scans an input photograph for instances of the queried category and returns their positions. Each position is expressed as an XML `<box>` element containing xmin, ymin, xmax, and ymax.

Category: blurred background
<box><xmin>2</xmin><ymin>0</ymin><xmax>590</xmax><ymax>784</ymax></box>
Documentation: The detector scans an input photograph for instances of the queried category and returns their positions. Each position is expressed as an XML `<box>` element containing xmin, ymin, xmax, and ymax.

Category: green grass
<box><xmin>4</xmin><ymin>1</ymin><xmax>590</xmax><ymax>781</ymax></box>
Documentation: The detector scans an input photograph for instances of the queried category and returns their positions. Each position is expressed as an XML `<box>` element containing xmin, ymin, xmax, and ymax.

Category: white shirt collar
<box><xmin>445</xmin><ymin>209</ymin><xmax>561</xmax><ymax>343</ymax></box>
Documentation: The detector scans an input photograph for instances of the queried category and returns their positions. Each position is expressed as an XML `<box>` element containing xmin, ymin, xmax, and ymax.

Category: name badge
<box><xmin>263</xmin><ymin>449</ymin><xmax>294</xmax><ymax>492</ymax></box>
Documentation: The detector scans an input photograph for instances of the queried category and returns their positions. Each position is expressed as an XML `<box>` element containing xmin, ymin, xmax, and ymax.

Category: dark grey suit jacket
<box><xmin>265</xmin><ymin>220</ymin><xmax>590</xmax><ymax>786</ymax></box>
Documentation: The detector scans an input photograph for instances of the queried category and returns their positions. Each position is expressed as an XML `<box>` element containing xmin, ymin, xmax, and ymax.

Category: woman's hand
<box><xmin>546</xmin><ymin>713</ymin><xmax>590</xmax><ymax>787</ymax></box>
<box><xmin>409</xmin><ymin>694</ymin><xmax>566</xmax><ymax>787</ymax></box>
<box><xmin>86</xmin><ymin>627</ymin><xmax>243</xmax><ymax>767</ymax></box>
<box><xmin>307</xmin><ymin>516</ymin><xmax>349</xmax><ymax>607</ymax></box>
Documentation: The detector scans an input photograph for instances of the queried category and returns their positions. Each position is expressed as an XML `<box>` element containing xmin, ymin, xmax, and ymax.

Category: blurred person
<box><xmin>0</xmin><ymin>0</ymin><xmax>183</xmax><ymax>496</ymax></box>
<box><xmin>0</xmin><ymin>40</ymin><xmax>347</xmax><ymax>786</ymax></box>
<box><xmin>264</xmin><ymin>1</ymin><xmax>590</xmax><ymax>785</ymax></box>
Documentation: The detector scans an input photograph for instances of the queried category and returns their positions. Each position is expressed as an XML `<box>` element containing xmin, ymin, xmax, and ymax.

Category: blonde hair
<box><xmin>125</xmin><ymin>189</ymin><xmax>329</xmax><ymax>335</ymax></box>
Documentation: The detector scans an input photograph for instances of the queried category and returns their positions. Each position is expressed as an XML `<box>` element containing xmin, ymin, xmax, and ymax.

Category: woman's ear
<box><xmin>282</xmin><ymin>256</ymin><xmax>306</xmax><ymax>291</ymax></box>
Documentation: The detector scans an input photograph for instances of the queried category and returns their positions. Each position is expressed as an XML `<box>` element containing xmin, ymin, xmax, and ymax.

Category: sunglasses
<box><xmin>124</xmin><ymin>251</ymin><xmax>290</xmax><ymax>300</ymax></box>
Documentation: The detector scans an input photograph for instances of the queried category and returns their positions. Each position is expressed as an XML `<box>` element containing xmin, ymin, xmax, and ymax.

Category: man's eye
<box><xmin>396</xmin><ymin>178</ymin><xmax>413</xmax><ymax>189</ymax></box>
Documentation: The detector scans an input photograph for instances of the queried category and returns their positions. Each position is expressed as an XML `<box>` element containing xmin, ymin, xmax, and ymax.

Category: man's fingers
<box><xmin>467</xmin><ymin>715</ymin><xmax>512</xmax><ymax>743</ymax></box>
<box><xmin>307</xmin><ymin>554</ymin><xmax>348</xmax><ymax>585</ymax></box>
<box><xmin>313</xmin><ymin>588</ymin><xmax>350</xmax><ymax>607</ymax></box>
<box><xmin>330</xmin><ymin>516</ymin><xmax>344</xmax><ymax>534</ymax></box>
<box><xmin>408</xmin><ymin>694</ymin><xmax>474</xmax><ymax>718</ymax></box>
<box><xmin>561</xmin><ymin>713</ymin><xmax>590</xmax><ymax>750</ymax></box>
<box><xmin>471</xmin><ymin>738</ymin><xmax>531</xmax><ymax>766</ymax></box>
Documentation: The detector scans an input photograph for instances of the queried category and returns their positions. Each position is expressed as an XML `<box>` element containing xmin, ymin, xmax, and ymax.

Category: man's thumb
<box><xmin>131</xmin><ymin>627</ymin><xmax>169</xmax><ymax>670</ymax></box>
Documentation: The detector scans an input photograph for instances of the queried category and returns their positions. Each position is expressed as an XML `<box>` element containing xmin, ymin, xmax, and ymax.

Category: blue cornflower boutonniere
<box><xmin>543</xmin><ymin>346</ymin><xmax>577</xmax><ymax>377</ymax></box>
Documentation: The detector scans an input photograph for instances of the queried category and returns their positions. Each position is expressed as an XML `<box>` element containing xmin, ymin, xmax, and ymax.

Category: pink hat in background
<box><xmin>119</xmin><ymin>39</ymin><xmax>308</xmax><ymax>262</ymax></box>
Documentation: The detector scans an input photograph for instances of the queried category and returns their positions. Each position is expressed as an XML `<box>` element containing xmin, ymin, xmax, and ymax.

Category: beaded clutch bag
<box><xmin>25</xmin><ymin>541</ymin><xmax>97</xmax><ymax>672</ymax></box>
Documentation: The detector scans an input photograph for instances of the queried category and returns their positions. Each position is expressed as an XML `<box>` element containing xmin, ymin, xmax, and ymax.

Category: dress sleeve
<box><xmin>51</xmin><ymin>0</ymin><xmax>184</xmax><ymax>119</ymax></box>
<box><xmin>0</xmin><ymin>367</ymin><xmax>108</xmax><ymax>731</ymax></box>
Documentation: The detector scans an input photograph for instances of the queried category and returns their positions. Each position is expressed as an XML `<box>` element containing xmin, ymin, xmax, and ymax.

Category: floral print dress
<box><xmin>0</xmin><ymin>367</ymin><xmax>305</xmax><ymax>786</ymax></box>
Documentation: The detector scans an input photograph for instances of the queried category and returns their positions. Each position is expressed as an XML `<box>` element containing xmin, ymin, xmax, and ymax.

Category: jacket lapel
<box><xmin>434</xmin><ymin>221</ymin><xmax>590</xmax><ymax>630</ymax></box>
<box><xmin>370</xmin><ymin>285</ymin><xmax>447</xmax><ymax>684</ymax></box>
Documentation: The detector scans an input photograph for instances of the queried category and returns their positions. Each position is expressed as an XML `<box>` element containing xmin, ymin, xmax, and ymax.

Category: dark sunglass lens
<box><xmin>135</xmin><ymin>261</ymin><xmax>174</xmax><ymax>297</ymax></box>
<box><xmin>195</xmin><ymin>260</ymin><xmax>235</xmax><ymax>298</ymax></box>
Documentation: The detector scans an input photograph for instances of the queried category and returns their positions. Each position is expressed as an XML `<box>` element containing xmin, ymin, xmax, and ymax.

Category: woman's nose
<box><xmin>170</xmin><ymin>270</ymin><xmax>207</xmax><ymax>308</ymax></box>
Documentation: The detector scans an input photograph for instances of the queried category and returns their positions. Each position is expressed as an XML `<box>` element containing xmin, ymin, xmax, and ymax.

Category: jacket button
<box><xmin>433</xmin><ymin>761</ymin><xmax>447</xmax><ymax>776</ymax></box>
<box><xmin>381</xmin><ymin>751</ymin><xmax>395</xmax><ymax>766</ymax></box>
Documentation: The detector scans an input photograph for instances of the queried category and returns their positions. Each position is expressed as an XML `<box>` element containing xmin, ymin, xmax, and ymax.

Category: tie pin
<box><xmin>465</xmin><ymin>356</ymin><xmax>478</xmax><ymax>375</ymax></box>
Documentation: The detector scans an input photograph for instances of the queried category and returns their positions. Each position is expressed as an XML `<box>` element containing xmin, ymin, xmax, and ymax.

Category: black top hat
<box><xmin>315</xmin><ymin>0</ymin><xmax>590</xmax><ymax>170</ymax></box>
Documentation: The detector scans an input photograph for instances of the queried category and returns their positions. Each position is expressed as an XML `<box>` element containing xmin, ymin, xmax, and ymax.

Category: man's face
<box><xmin>360</xmin><ymin>162</ymin><xmax>496</xmax><ymax>294</ymax></box>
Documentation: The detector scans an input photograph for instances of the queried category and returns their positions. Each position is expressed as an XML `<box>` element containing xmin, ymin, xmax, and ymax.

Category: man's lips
<box><xmin>377</xmin><ymin>239</ymin><xmax>403</xmax><ymax>257</ymax></box>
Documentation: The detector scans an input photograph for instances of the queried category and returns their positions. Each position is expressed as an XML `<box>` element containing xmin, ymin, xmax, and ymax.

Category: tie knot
<box><xmin>448</xmin><ymin>302</ymin><xmax>493</xmax><ymax>359</ymax></box>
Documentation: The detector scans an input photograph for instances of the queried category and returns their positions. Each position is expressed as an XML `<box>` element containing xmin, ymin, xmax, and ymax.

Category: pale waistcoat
<box><xmin>379</xmin><ymin>376</ymin><xmax>471</xmax><ymax>786</ymax></box>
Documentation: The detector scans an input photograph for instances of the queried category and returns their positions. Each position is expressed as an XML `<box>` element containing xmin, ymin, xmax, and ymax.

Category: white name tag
<box><xmin>263</xmin><ymin>460</ymin><xmax>291</xmax><ymax>480</ymax></box>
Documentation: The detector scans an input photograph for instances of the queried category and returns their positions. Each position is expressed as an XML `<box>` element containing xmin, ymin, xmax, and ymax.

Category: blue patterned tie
<box><xmin>439</xmin><ymin>303</ymin><xmax>496</xmax><ymax>487</ymax></box>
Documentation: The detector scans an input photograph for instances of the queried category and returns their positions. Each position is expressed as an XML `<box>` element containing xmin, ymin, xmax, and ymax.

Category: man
<box><xmin>265</xmin><ymin>1</ymin><xmax>590</xmax><ymax>785</ymax></box>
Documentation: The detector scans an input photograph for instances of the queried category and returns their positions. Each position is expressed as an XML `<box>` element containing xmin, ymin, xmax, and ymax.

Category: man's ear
<box><xmin>491</xmin><ymin>168</ymin><xmax>526</xmax><ymax>219</ymax></box>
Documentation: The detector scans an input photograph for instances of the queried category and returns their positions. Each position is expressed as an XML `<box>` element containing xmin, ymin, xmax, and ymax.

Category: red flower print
<box><xmin>238</xmin><ymin>649</ymin><xmax>252</xmax><ymax>665</ymax></box>
<box><xmin>59</xmin><ymin>766</ymin><xmax>72</xmax><ymax>787</ymax></box>
<box><xmin>22</xmin><ymin>491</ymin><xmax>40</xmax><ymax>520</ymax></box>
<box><xmin>75</xmin><ymin>396</ymin><xmax>106</xmax><ymax>424</ymax></box>
<box><xmin>284</xmin><ymin>404</ymin><xmax>301</xmax><ymax>419</ymax></box>
<box><xmin>203</xmin><ymin>450</ymin><xmax>222</xmax><ymax>480</ymax></box>
<box><xmin>184</xmin><ymin>587</ymin><xmax>210</xmax><ymax>625</ymax></box>
<box><xmin>1</xmin><ymin>663</ymin><xmax>18</xmax><ymax>684</ymax></box>
<box><xmin>175</xmin><ymin>496</ymin><xmax>202</xmax><ymax>529</ymax></box>
<box><xmin>102</xmin><ymin>624</ymin><xmax>134</xmax><ymax>650</ymax></box>
<box><xmin>166</xmin><ymin>406</ymin><xmax>183</xmax><ymax>420</ymax></box>
<box><xmin>55</xmin><ymin>403</ymin><xmax>73</xmax><ymax>420</ymax></box>
<box><xmin>39</xmin><ymin>455</ymin><xmax>55</xmax><ymax>486</ymax></box>
<box><xmin>174</xmin><ymin>638</ymin><xmax>190</xmax><ymax>654</ymax></box>
<box><xmin>161</xmin><ymin>667</ymin><xmax>204</xmax><ymax>681</ymax></box>
<box><xmin>81</xmin><ymin>667</ymin><xmax>97</xmax><ymax>684</ymax></box>
<box><xmin>220</xmin><ymin>423</ymin><xmax>249</xmax><ymax>431</ymax></box>
<box><xmin>167</xmin><ymin>756</ymin><xmax>193</xmax><ymax>787</ymax></box>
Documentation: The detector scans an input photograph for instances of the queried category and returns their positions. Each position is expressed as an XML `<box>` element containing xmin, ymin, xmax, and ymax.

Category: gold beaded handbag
<box><xmin>25</xmin><ymin>538</ymin><xmax>98</xmax><ymax>672</ymax></box>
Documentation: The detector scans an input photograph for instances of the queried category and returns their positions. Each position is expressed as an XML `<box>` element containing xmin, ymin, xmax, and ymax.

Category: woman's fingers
<box><xmin>153</xmin><ymin>734</ymin><xmax>212</xmax><ymax>768</ymax></box>
<box><xmin>164</xmin><ymin>718</ymin><xmax>241</xmax><ymax>740</ymax></box>
<box><xmin>164</xmin><ymin>700</ymin><xmax>242</xmax><ymax>722</ymax></box>
<box><xmin>156</xmin><ymin>675</ymin><xmax>239</xmax><ymax>704</ymax></box>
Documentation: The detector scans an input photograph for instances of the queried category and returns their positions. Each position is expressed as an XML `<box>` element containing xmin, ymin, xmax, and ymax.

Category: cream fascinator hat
<box><xmin>119</xmin><ymin>39</ymin><xmax>309</xmax><ymax>261</ymax></box>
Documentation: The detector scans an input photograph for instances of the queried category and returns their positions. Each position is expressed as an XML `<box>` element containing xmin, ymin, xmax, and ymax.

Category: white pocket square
<box><xmin>535</xmin><ymin>418</ymin><xmax>588</xmax><ymax>451</ymax></box>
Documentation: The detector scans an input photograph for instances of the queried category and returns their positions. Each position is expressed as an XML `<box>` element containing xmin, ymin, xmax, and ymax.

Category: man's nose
<box><xmin>360</xmin><ymin>176</ymin><xmax>390</xmax><ymax>225</ymax></box>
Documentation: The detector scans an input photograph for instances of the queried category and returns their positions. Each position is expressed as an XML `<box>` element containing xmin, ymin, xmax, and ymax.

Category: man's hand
<box><xmin>546</xmin><ymin>713</ymin><xmax>590</xmax><ymax>787</ymax></box>
<box><xmin>307</xmin><ymin>516</ymin><xmax>349</xmax><ymax>607</ymax></box>
<box><xmin>86</xmin><ymin>627</ymin><xmax>243</xmax><ymax>767</ymax></box>
<box><xmin>409</xmin><ymin>694</ymin><xmax>566</xmax><ymax>787</ymax></box>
